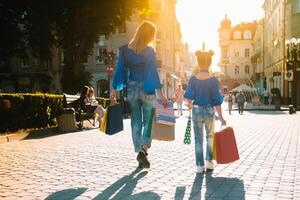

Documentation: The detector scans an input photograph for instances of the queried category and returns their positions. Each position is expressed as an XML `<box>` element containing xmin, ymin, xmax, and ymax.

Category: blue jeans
<box><xmin>192</xmin><ymin>105</ymin><xmax>215</xmax><ymax>166</ymax></box>
<box><xmin>127</xmin><ymin>81</ymin><xmax>155</xmax><ymax>152</ymax></box>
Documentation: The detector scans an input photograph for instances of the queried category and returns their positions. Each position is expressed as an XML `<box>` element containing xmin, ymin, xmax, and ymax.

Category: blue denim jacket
<box><xmin>112</xmin><ymin>45</ymin><xmax>162</xmax><ymax>94</ymax></box>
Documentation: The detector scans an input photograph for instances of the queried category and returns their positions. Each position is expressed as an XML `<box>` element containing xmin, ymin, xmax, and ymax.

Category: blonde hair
<box><xmin>128</xmin><ymin>21</ymin><xmax>156</xmax><ymax>53</ymax></box>
<box><xmin>195</xmin><ymin>50</ymin><xmax>214</xmax><ymax>69</ymax></box>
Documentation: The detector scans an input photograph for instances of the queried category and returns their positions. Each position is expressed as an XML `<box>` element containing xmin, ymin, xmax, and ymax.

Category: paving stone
<box><xmin>0</xmin><ymin>110</ymin><xmax>300</xmax><ymax>199</ymax></box>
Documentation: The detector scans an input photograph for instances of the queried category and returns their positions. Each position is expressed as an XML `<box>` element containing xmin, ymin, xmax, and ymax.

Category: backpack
<box><xmin>237</xmin><ymin>93</ymin><xmax>245</xmax><ymax>103</ymax></box>
<box><xmin>228</xmin><ymin>94</ymin><xmax>233</xmax><ymax>102</ymax></box>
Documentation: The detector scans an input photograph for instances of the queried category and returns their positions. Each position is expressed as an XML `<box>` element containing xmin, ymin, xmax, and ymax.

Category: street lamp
<box><xmin>285</xmin><ymin>37</ymin><xmax>300</xmax><ymax>109</ymax></box>
<box><xmin>99</xmin><ymin>49</ymin><xmax>116</xmax><ymax>97</ymax></box>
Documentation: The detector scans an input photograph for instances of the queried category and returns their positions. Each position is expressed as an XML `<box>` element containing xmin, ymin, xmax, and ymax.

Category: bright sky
<box><xmin>176</xmin><ymin>0</ymin><xmax>264</xmax><ymax>66</ymax></box>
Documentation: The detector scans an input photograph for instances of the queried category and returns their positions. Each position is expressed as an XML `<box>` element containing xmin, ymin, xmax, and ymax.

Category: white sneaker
<box><xmin>196</xmin><ymin>165</ymin><xmax>204</xmax><ymax>173</ymax></box>
<box><xmin>206</xmin><ymin>160</ymin><xmax>215</xmax><ymax>170</ymax></box>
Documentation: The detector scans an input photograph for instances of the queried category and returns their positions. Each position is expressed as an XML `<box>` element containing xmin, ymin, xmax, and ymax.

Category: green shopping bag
<box><xmin>145</xmin><ymin>108</ymin><xmax>155</xmax><ymax>138</ymax></box>
<box><xmin>183</xmin><ymin>112</ymin><xmax>191</xmax><ymax>144</ymax></box>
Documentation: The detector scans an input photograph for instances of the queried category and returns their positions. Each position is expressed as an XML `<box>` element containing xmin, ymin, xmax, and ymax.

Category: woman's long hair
<box><xmin>128</xmin><ymin>21</ymin><xmax>156</xmax><ymax>53</ymax></box>
<box><xmin>80</xmin><ymin>86</ymin><xmax>89</xmax><ymax>99</ymax></box>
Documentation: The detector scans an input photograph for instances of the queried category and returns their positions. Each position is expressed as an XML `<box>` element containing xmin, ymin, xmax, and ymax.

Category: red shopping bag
<box><xmin>213</xmin><ymin>127</ymin><xmax>239</xmax><ymax>164</ymax></box>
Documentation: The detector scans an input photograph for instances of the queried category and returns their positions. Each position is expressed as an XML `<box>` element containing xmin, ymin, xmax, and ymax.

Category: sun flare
<box><xmin>176</xmin><ymin>0</ymin><xmax>264</xmax><ymax>66</ymax></box>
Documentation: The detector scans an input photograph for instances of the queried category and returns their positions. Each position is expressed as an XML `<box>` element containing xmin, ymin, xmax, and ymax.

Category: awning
<box><xmin>231</xmin><ymin>84</ymin><xmax>257</xmax><ymax>92</ymax></box>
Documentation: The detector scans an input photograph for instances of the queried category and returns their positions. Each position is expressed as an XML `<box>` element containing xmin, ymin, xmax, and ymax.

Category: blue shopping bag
<box><xmin>106</xmin><ymin>103</ymin><xmax>123</xmax><ymax>135</ymax></box>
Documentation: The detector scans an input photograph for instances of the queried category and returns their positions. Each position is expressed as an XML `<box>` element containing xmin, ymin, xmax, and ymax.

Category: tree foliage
<box><xmin>0</xmin><ymin>0</ymin><xmax>149</xmax><ymax>92</ymax></box>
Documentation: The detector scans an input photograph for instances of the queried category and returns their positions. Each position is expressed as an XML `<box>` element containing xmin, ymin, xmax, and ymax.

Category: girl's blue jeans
<box><xmin>127</xmin><ymin>81</ymin><xmax>155</xmax><ymax>152</ymax></box>
<box><xmin>192</xmin><ymin>105</ymin><xmax>215</xmax><ymax>166</ymax></box>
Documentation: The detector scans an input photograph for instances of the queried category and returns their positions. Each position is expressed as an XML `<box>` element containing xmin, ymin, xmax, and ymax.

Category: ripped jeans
<box><xmin>127</xmin><ymin>81</ymin><xmax>156</xmax><ymax>152</ymax></box>
<box><xmin>192</xmin><ymin>105</ymin><xmax>215</xmax><ymax>166</ymax></box>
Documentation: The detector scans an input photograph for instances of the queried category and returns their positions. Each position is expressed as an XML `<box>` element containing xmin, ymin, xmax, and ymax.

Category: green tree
<box><xmin>0</xmin><ymin>0</ymin><xmax>149</xmax><ymax>93</ymax></box>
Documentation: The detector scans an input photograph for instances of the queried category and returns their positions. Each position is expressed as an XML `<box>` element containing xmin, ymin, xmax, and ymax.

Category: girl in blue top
<box><xmin>184</xmin><ymin>50</ymin><xmax>226</xmax><ymax>173</ymax></box>
<box><xmin>110</xmin><ymin>21</ymin><xmax>168</xmax><ymax>169</ymax></box>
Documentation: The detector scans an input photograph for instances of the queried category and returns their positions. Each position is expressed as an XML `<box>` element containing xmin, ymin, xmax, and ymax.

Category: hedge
<box><xmin>0</xmin><ymin>93</ymin><xmax>109</xmax><ymax>133</ymax></box>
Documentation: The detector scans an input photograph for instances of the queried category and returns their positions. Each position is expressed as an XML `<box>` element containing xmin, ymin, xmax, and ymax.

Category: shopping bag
<box><xmin>213</xmin><ymin>127</ymin><xmax>239</xmax><ymax>164</ymax></box>
<box><xmin>151</xmin><ymin>116</ymin><xmax>175</xmax><ymax>141</ymax></box>
<box><xmin>183</xmin><ymin>114</ymin><xmax>192</xmax><ymax>144</ymax></box>
<box><xmin>212</xmin><ymin>135</ymin><xmax>217</xmax><ymax>160</ymax></box>
<box><xmin>145</xmin><ymin>108</ymin><xmax>155</xmax><ymax>138</ymax></box>
<box><xmin>155</xmin><ymin>100</ymin><xmax>176</xmax><ymax>125</ymax></box>
<box><xmin>105</xmin><ymin>103</ymin><xmax>124</xmax><ymax>135</ymax></box>
<box><xmin>99</xmin><ymin>108</ymin><xmax>108</xmax><ymax>133</ymax></box>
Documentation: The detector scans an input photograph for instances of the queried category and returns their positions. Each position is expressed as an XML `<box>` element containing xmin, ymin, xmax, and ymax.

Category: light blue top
<box><xmin>184</xmin><ymin>76</ymin><xmax>223</xmax><ymax>106</ymax></box>
<box><xmin>112</xmin><ymin>45</ymin><xmax>162</xmax><ymax>94</ymax></box>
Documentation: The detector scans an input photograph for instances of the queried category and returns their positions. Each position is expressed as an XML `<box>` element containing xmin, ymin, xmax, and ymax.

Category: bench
<box><xmin>62</xmin><ymin>93</ymin><xmax>96</xmax><ymax>129</ymax></box>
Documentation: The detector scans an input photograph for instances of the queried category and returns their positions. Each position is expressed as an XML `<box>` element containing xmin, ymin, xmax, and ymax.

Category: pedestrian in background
<box><xmin>236</xmin><ymin>90</ymin><xmax>246</xmax><ymax>114</ymax></box>
<box><xmin>228</xmin><ymin>91</ymin><xmax>234</xmax><ymax>115</ymax></box>
<box><xmin>88</xmin><ymin>87</ymin><xmax>99</xmax><ymax>106</ymax></box>
<box><xmin>184</xmin><ymin>50</ymin><xmax>226</xmax><ymax>174</ymax></box>
<box><xmin>264</xmin><ymin>89</ymin><xmax>269</xmax><ymax>105</ymax></box>
<box><xmin>174</xmin><ymin>84</ymin><xmax>184</xmax><ymax>116</ymax></box>
<box><xmin>110</xmin><ymin>21</ymin><xmax>168</xmax><ymax>169</ymax></box>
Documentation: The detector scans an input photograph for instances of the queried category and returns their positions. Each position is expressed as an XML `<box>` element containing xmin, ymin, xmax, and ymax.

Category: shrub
<box><xmin>271</xmin><ymin>88</ymin><xmax>281</xmax><ymax>97</ymax></box>
<box><xmin>0</xmin><ymin>93</ymin><xmax>110</xmax><ymax>133</ymax></box>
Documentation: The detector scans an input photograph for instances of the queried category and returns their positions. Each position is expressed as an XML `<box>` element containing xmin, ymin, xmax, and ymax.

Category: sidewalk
<box><xmin>0</xmin><ymin>110</ymin><xmax>300</xmax><ymax>199</ymax></box>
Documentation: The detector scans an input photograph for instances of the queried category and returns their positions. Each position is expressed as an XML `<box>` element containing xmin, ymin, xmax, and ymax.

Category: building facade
<box><xmin>262</xmin><ymin>0</ymin><xmax>286</xmax><ymax>102</ymax></box>
<box><xmin>218</xmin><ymin>16</ymin><xmax>257</xmax><ymax>93</ymax></box>
<box><xmin>285</xmin><ymin>0</ymin><xmax>300</xmax><ymax>108</ymax></box>
<box><xmin>0</xmin><ymin>49</ymin><xmax>61</xmax><ymax>93</ymax></box>
<box><xmin>252</xmin><ymin>20</ymin><xmax>265</xmax><ymax>95</ymax></box>
<box><xmin>86</xmin><ymin>0</ymin><xmax>186</xmax><ymax>99</ymax></box>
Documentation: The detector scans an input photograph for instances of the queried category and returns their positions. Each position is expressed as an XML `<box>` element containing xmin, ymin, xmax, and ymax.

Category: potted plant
<box><xmin>271</xmin><ymin>88</ymin><xmax>281</xmax><ymax>110</ymax></box>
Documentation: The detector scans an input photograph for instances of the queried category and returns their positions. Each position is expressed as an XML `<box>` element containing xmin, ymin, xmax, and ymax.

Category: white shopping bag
<box><xmin>155</xmin><ymin>99</ymin><xmax>176</xmax><ymax>125</ymax></box>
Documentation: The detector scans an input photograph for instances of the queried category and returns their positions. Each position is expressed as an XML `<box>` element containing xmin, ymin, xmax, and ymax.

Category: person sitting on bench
<box><xmin>80</xmin><ymin>86</ymin><xmax>104</xmax><ymax>125</ymax></box>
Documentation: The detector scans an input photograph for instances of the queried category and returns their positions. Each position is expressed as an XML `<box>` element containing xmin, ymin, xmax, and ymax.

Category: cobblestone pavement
<box><xmin>1</xmin><ymin>109</ymin><xmax>300</xmax><ymax>200</ymax></box>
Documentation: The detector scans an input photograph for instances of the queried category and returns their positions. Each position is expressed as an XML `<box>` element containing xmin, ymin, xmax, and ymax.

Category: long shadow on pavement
<box><xmin>93</xmin><ymin>168</ymin><xmax>160</xmax><ymax>200</ymax></box>
<box><xmin>22</xmin><ymin>127</ymin><xmax>96</xmax><ymax>140</ymax></box>
<box><xmin>44</xmin><ymin>168</ymin><xmax>160</xmax><ymax>200</ymax></box>
<box><xmin>175</xmin><ymin>173</ymin><xmax>245</xmax><ymax>200</ymax></box>
<box><xmin>45</xmin><ymin>188</ymin><xmax>88</xmax><ymax>200</ymax></box>
<box><xmin>22</xmin><ymin>127</ymin><xmax>68</xmax><ymax>140</ymax></box>
<box><xmin>246</xmin><ymin>110</ymin><xmax>287</xmax><ymax>115</ymax></box>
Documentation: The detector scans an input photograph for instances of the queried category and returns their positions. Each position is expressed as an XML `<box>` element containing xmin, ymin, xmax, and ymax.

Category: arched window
<box><xmin>235</xmin><ymin>66</ymin><xmax>239</xmax><ymax>74</ymax></box>
<box><xmin>245</xmin><ymin>65</ymin><xmax>250</xmax><ymax>74</ymax></box>
<box><xmin>233</xmin><ymin>31</ymin><xmax>241</xmax><ymax>39</ymax></box>
<box><xmin>243</xmin><ymin>31</ymin><xmax>252</xmax><ymax>39</ymax></box>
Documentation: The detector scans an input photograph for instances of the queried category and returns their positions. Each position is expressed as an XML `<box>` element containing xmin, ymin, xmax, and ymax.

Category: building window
<box><xmin>296</xmin><ymin>0</ymin><xmax>300</xmax><ymax>13</ymax></box>
<box><xmin>243</xmin><ymin>31</ymin><xmax>252</xmax><ymax>39</ymax></box>
<box><xmin>96</xmin><ymin>49</ymin><xmax>106</xmax><ymax>64</ymax></box>
<box><xmin>245</xmin><ymin>48</ymin><xmax>250</xmax><ymax>57</ymax></box>
<box><xmin>233</xmin><ymin>31</ymin><xmax>241</xmax><ymax>39</ymax></box>
<box><xmin>235</xmin><ymin>66</ymin><xmax>239</xmax><ymax>74</ymax></box>
<box><xmin>245</xmin><ymin>65</ymin><xmax>250</xmax><ymax>74</ymax></box>
<box><xmin>235</xmin><ymin>49</ymin><xmax>239</xmax><ymax>57</ymax></box>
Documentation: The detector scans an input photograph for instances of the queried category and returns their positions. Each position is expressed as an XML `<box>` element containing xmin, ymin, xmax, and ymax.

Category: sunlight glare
<box><xmin>176</xmin><ymin>0</ymin><xmax>264</xmax><ymax>67</ymax></box>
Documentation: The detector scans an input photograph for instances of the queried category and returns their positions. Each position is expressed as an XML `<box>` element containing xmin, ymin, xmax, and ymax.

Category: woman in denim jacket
<box><xmin>110</xmin><ymin>21</ymin><xmax>168</xmax><ymax>169</ymax></box>
<box><xmin>184</xmin><ymin>50</ymin><xmax>226</xmax><ymax>173</ymax></box>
